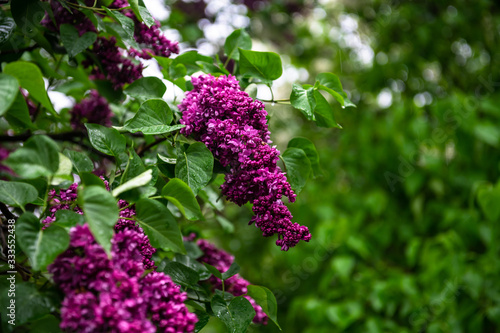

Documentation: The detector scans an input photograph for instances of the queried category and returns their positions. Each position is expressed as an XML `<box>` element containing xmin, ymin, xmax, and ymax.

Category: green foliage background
<box><xmin>172</xmin><ymin>0</ymin><xmax>500</xmax><ymax>332</ymax></box>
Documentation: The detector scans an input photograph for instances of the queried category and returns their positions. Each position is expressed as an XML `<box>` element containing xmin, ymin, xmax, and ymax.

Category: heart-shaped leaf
<box><xmin>60</xmin><ymin>24</ymin><xmax>97</xmax><ymax>58</ymax></box>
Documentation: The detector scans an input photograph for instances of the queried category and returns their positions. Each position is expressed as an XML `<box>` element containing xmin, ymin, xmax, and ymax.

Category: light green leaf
<box><xmin>124</xmin><ymin>99</ymin><xmax>184</xmax><ymax>135</ymax></box>
<box><xmin>175</xmin><ymin>142</ymin><xmax>214</xmax><ymax>195</ymax></box>
<box><xmin>60</xmin><ymin>24</ymin><xmax>97</xmax><ymax>58</ymax></box>
<box><xmin>224</xmin><ymin>29</ymin><xmax>252</xmax><ymax>61</ymax></box>
<box><xmin>161</xmin><ymin>178</ymin><xmax>203</xmax><ymax>220</ymax></box>
<box><xmin>0</xmin><ymin>180</ymin><xmax>38</xmax><ymax>209</ymax></box>
<box><xmin>79</xmin><ymin>185</ymin><xmax>119</xmax><ymax>254</ymax></box>
<box><xmin>3</xmin><ymin>61</ymin><xmax>56</xmax><ymax>115</ymax></box>
<box><xmin>212</xmin><ymin>295</ymin><xmax>256</xmax><ymax>333</ymax></box>
<box><xmin>4</xmin><ymin>91</ymin><xmax>35</xmax><ymax>132</ymax></box>
<box><xmin>290</xmin><ymin>84</ymin><xmax>316</xmax><ymax>120</ymax></box>
<box><xmin>239</xmin><ymin>49</ymin><xmax>282</xmax><ymax>83</ymax></box>
<box><xmin>0</xmin><ymin>73</ymin><xmax>19</xmax><ymax>116</ymax></box>
<box><xmin>51</xmin><ymin>153</ymin><xmax>73</xmax><ymax>185</ymax></box>
<box><xmin>85</xmin><ymin>123</ymin><xmax>126</xmax><ymax>156</ymax></box>
<box><xmin>135</xmin><ymin>198</ymin><xmax>185</xmax><ymax>253</ymax></box>
<box><xmin>54</xmin><ymin>210</ymin><xmax>85</xmax><ymax>229</ymax></box>
<box><xmin>16</xmin><ymin>212</ymin><xmax>70</xmax><ymax>271</ymax></box>
<box><xmin>246</xmin><ymin>285</ymin><xmax>281</xmax><ymax>330</ymax></box>
<box><xmin>222</xmin><ymin>262</ymin><xmax>240</xmax><ymax>280</ymax></box>
<box><xmin>112</xmin><ymin>169</ymin><xmax>152</xmax><ymax>197</ymax></box>
<box><xmin>138</xmin><ymin>5</ymin><xmax>155</xmax><ymax>27</ymax></box>
<box><xmin>478</xmin><ymin>184</ymin><xmax>500</xmax><ymax>221</ymax></box>
<box><xmin>124</xmin><ymin>77</ymin><xmax>166</xmax><ymax>99</ymax></box>
<box><xmin>282</xmin><ymin>147</ymin><xmax>311</xmax><ymax>194</ymax></box>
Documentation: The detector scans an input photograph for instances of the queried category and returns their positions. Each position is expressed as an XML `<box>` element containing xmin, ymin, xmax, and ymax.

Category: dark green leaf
<box><xmin>316</xmin><ymin>72</ymin><xmax>345</xmax><ymax>105</ymax></box>
<box><xmin>60</xmin><ymin>24</ymin><xmax>97</xmax><ymax>58</ymax></box>
<box><xmin>290</xmin><ymin>84</ymin><xmax>316</xmax><ymax>120</ymax></box>
<box><xmin>10</xmin><ymin>0</ymin><xmax>45</xmax><ymax>37</ymax></box>
<box><xmin>160</xmin><ymin>261</ymin><xmax>200</xmax><ymax>288</ymax></box>
<box><xmin>212</xmin><ymin>295</ymin><xmax>256</xmax><ymax>333</ymax></box>
<box><xmin>5</xmin><ymin>135</ymin><xmax>59</xmax><ymax>179</ymax></box>
<box><xmin>222</xmin><ymin>262</ymin><xmax>240</xmax><ymax>280</ymax></box>
<box><xmin>3</xmin><ymin>61</ymin><xmax>55</xmax><ymax>115</ymax></box>
<box><xmin>0</xmin><ymin>180</ymin><xmax>38</xmax><ymax>209</ymax></box>
<box><xmin>124</xmin><ymin>99</ymin><xmax>184</xmax><ymax>135</ymax></box>
<box><xmin>287</xmin><ymin>137</ymin><xmax>321</xmax><ymax>178</ymax></box>
<box><xmin>239</xmin><ymin>49</ymin><xmax>282</xmax><ymax>83</ymax></box>
<box><xmin>175</xmin><ymin>142</ymin><xmax>214</xmax><ymax>195</ymax></box>
<box><xmin>138</xmin><ymin>4</ymin><xmax>155</xmax><ymax>27</ymax></box>
<box><xmin>104</xmin><ymin>8</ymin><xmax>139</xmax><ymax>49</ymax></box>
<box><xmin>224</xmin><ymin>29</ymin><xmax>252</xmax><ymax>61</ymax></box>
<box><xmin>134</xmin><ymin>198</ymin><xmax>186</xmax><ymax>253</ymax></box>
<box><xmin>194</xmin><ymin>311</ymin><xmax>210</xmax><ymax>333</ymax></box>
<box><xmin>121</xmin><ymin>149</ymin><xmax>146</xmax><ymax>184</ymax></box>
<box><xmin>124</xmin><ymin>77</ymin><xmax>166</xmax><ymax>99</ymax></box>
<box><xmin>0</xmin><ymin>17</ymin><xmax>16</xmax><ymax>45</ymax></box>
<box><xmin>161</xmin><ymin>178</ymin><xmax>203</xmax><ymax>220</ymax></box>
<box><xmin>314</xmin><ymin>90</ymin><xmax>341</xmax><ymax>128</ymax></box>
<box><xmin>204</xmin><ymin>263</ymin><xmax>223</xmax><ymax>279</ymax></box>
<box><xmin>79</xmin><ymin>185</ymin><xmax>119</xmax><ymax>254</ymax></box>
<box><xmin>0</xmin><ymin>73</ymin><xmax>19</xmax><ymax>116</ymax></box>
<box><xmin>16</xmin><ymin>212</ymin><xmax>70</xmax><ymax>271</ymax></box>
<box><xmin>4</xmin><ymin>91</ymin><xmax>35</xmax><ymax>132</ymax></box>
<box><xmin>63</xmin><ymin>149</ymin><xmax>94</xmax><ymax>174</ymax></box>
<box><xmin>28</xmin><ymin>315</ymin><xmax>63</xmax><ymax>333</ymax></box>
<box><xmin>173</xmin><ymin>254</ymin><xmax>211</xmax><ymax>280</ymax></box>
<box><xmin>80</xmin><ymin>172</ymin><xmax>107</xmax><ymax>188</ymax></box>
<box><xmin>282</xmin><ymin>147</ymin><xmax>311</xmax><ymax>194</ymax></box>
<box><xmin>246</xmin><ymin>285</ymin><xmax>281</xmax><ymax>330</ymax></box>
<box><xmin>85</xmin><ymin>123</ymin><xmax>126</xmax><ymax>156</ymax></box>
<box><xmin>54</xmin><ymin>210</ymin><xmax>85</xmax><ymax>228</ymax></box>
<box><xmin>14</xmin><ymin>282</ymin><xmax>57</xmax><ymax>326</ymax></box>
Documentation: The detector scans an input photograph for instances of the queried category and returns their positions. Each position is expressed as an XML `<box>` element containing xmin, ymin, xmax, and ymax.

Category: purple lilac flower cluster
<box><xmin>50</xmin><ymin>225</ymin><xmax>197</xmax><ymax>333</ymax></box>
<box><xmin>179</xmin><ymin>75</ymin><xmax>311</xmax><ymax>250</ymax></box>
<box><xmin>70</xmin><ymin>90</ymin><xmax>113</xmax><ymax>130</ymax></box>
<box><xmin>195</xmin><ymin>238</ymin><xmax>268</xmax><ymax>325</ymax></box>
<box><xmin>46</xmin><ymin>180</ymin><xmax>197</xmax><ymax>332</ymax></box>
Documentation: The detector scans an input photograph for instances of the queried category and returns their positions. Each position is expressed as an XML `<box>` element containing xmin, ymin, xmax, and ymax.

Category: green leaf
<box><xmin>316</xmin><ymin>73</ymin><xmax>345</xmax><ymax>105</ymax></box>
<box><xmin>121</xmin><ymin>149</ymin><xmax>146</xmax><ymax>184</ymax></box>
<box><xmin>124</xmin><ymin>77</ymin><xmax>166</xmax><ymax>99</ymax></box>
<box><xmin>161</xmin><ymin>179</ymin><xmax>203</xmax><ymax>220</ymax></box>
<box><xmin>14</xmin><ymin>282</ymin><xmax>57</xmax><ymax>326</ymax></box>
<box><xmin>135</xmin><ymin>198</ymin><xmax>185</xmax><ymax>253</ymax></box>
<box><xmin>63</xmin><ymin>149</ymin><xmax>94</xmax><ymax>174</ymax></box>
<box><xmin>239</xmin><ymin>49</ymin><xmax>283</xmax><ymax>83</ymax></box>
<box><xmin>60</xmin><ymin>24</ymin><xmax>97</xmax><ymax>58</ymax></box>
<box><xmin>104</xmin><ymin>9</ymin><xmax>139</xmax><ymax>49</ymax></box>
<box><xmin>246</xmin><ymin>285</ymin><xmax>281</xmax><ymax>330</ymax></box>
<box><xmin>222</xmin><ymin>262</ymin><xmax>240</xmax><ymax>280</ymax></box>
<box><xmin>5</xmin><ymin>135</ymin><xmax>59</xmax><ymax>179</ymax></box>
<box><xmin>138</xmin><ymin>5</ymin><xmax>155</xmax><ymax>27</ymax></box>
<box><xmin>175</xmin><ymin>142</ymin><xmax>214</xmax><ymax>195</ymax></box>
<box><xmin>79</xmin><ymin>185</ymin><xmax>119</xmax><ymax>254</ymax></box>
<box><xmin>112</xmin><ymin>169</ymin><xmax>153</xmax><ymax>197</ymax></box>
<box><xmin>16</xmin><ymin>212</ymin><xmax>70</xmax><ymax>271</ymax></box>
<box><xmin>173</xmin><ymin>254</ymin><xmax>211</xmax><ymax>280</ymax></box>
<box><xmin>478</xmin><ymin>184</ymin><xmax>500</xmax><ymax>221</ymax></box>
<box><xmin>212</xmin><ymin>295</ymin><xmax>256</xmax><ymax>333</ymax></box>
<box><xmin>160</xmin><ymin>261</ymin><xmax>200</xmax><ymax>288</ymax></box>
<box><xmin>51</xmin><ymin>153</ymin><xmax>73</xmax><ymax>185</ymax></box>
<box><xmin>124</xmin><ymin>99</ymin><xmax>185</xmax><ymax>135</ymax></box>
<box><xmin>290</xmin><ymin>84</ymin><xmax>316</xmax><ymax>120</ymax></box>
<box><xmin>282</xmin><ymin>147</ymin><xmax>311</xmax><ymax>194</ymax></box>
<box><xmin>288</xmin><ymin>137</ymin><xmax>321</xmax><ymax>178</ymax></box>
<box><xmin>0</xmin><ymin>180</ymin><xmax>38</xmax><ymax>209</ymax></box>
<box><xmin>85</xmin><ymin>123</ymin><xmax>126</xmax><ymax>156</ymax></box>
<box><xmin>0</xmin><ymin>17</ymin><xmax>16</xmax><ymax>45</ymax></box>
<box><xmin>128</xmin><ymin>0</ymin><xmax>142</xmax><ymax>22</ymax></box>
<box><xmin>314</xmin><ymin>90</ymin><xmax>341</xmax><ymax>128</ymax></box>
<box><xmin>10</xmin><ymin>0</ymin><xmax>45</xmax><ymax>36</ymax></box>
<box><xmin>80</xmin><ymin>172</ymin><xmax>107</xmax><ymax>188</ymax></box>
<box><xmin>0</xmin><ymin>73</ymin><xmax>19</xmax><ymax>116</ymax></box>
<box><xmin>4</xmin><ymin>91</ymin><xmax>35</xmax><ymax>132</ymax></box>
<box><xmin>194</xmin><ymin>311</ymin><xmax>210</xmax><ymax>333</ymax></box>
<box><xmin>3</xmin><ymin>61</ymin><xmax>56</xmax><ymax>115</ymax></box>
<box><xmin>28</xmin><ymin>315</ymin><xmax>63</xmax><ymax>333</ymax></box>
<box><xmin>224</xmin><ymin>29</ymin><xmax>252</xmax><ymax>61</ymax></box>
<box><xmin>54</xmin><ymin>210</ymin><xmax>84</xmax><ymax>229</ymax></box>
<box><xmin>204</xmin><ymin>263</ymin><xmax>223</xmax><ymax>279</ymax></box>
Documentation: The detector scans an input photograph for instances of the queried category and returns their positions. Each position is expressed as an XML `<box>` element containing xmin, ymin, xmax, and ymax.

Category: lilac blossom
<box><xmin>70</xmin><ymin>90</ymin><xmax>113</xmax><ymax>130</ymax></box>
<box><xmin>179</xmin><ymin>75</ymin><xmax>311</xmax><ymax>250</ymax></box>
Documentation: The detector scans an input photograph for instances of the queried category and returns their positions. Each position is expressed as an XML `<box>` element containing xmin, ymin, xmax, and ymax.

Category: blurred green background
<box><xmin>161</xmin><ymin>0</ymin><xmax>500</xmax><ymax>331</ymax></box>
